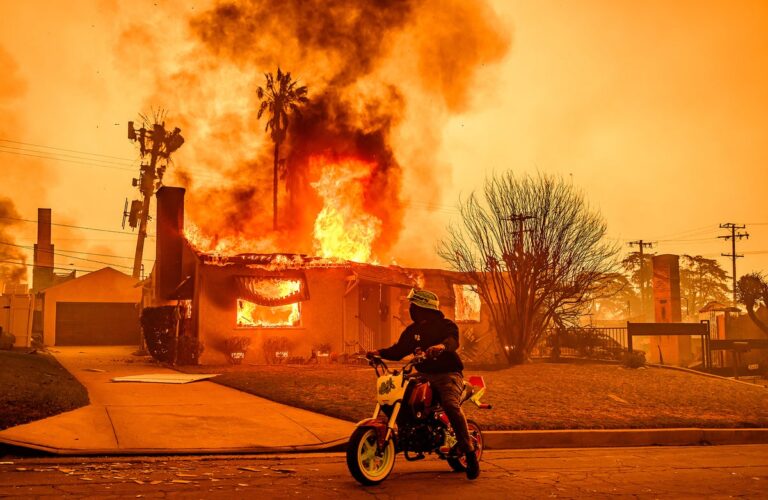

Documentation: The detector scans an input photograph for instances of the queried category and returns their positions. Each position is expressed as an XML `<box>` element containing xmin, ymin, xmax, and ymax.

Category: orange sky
<box><xmin>0</xmin><ymin>0</ymin><xmax>766</xmax><ymax>285</ymax></box>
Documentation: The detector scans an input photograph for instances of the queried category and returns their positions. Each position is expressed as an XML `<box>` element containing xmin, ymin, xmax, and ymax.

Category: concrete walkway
<box><xmin>0</xmin><ymin>347</ymin><xmax>355</xmax><ymax>455</ymax></box>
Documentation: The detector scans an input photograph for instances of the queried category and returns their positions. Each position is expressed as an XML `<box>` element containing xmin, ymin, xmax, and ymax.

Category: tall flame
<box><xmin>310</xmin><ymin>155</ymin><xmax>382</xmax><ymax>263</ymax></box>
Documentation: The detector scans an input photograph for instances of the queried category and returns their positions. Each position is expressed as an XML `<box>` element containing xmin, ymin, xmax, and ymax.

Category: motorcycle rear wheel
<box><xmin>346</xmin><ymin>427</ymin><xmax>396</xmax><ymax>485</ymax></box>
<box><xmin>447</xmin><ymin>419</ymin><xmax>483</xmax><ymax>472</ymax></box>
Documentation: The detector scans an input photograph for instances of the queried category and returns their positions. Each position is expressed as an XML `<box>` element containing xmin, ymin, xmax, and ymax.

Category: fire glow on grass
<box><xmin>237</xmin><ymin>279</ymin><xmax>302</xmax><ymax>327</ymax></box>
<box><xmin>311</xmin><ymin>155</ymin><xmax>382</xmax><ymax>263</ymax></box>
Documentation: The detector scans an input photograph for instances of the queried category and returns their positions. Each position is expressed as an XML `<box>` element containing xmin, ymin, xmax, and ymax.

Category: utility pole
<box><xmin>126</xmin><ymin>119</ymin><xmax>185</xmax><ymax>279</ymax></box>
<box><xmin>502</xmin><ymin>214</ymin><xmax>535</xmax><ymax>256</ymax></box>
<box><xmin>628</xmin><ymin>240</ymin><xmax>654</xmax><ymax>320</ymax></box>
<box><xmin>719</xmin><ymin>223</ymin><xmax>749</xmax><ymax>306</ymax></box>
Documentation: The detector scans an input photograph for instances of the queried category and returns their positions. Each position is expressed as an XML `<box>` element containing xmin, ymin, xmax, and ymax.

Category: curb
<box><xmin>648</xmin><ymin>363</ymin><xmax>768</xmax><ymax>388</ymax></box>
<box><xmin>4</xmin><ymin>429</ymin><xmax>767</xmax><ymax>457</ymax></box>
<box><xmin>483</xmin><ymin>428</ymin><xmax>768</xmax><ymax>449</ymax></box>
<box><xmin>0</xmin><ymin>436</ymin><xmax>349</xmax><ymax>457</ymax></box>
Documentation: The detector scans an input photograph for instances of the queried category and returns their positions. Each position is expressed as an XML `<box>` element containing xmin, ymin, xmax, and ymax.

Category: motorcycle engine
<box><xmin>399</xmin><ymin>422</ymin><xmax>444</xmax><ymax>453</ymax></box>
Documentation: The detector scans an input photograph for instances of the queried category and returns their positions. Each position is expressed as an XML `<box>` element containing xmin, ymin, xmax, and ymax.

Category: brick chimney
<box><xmin>32</xmin><ymin>208</ymin><xmax>54</xmax><ymax>292</ymax></box>
<box><xmin>155</xmin><ymin>186</ymin><xmax>186</xmax><ymax>299</ymax></box>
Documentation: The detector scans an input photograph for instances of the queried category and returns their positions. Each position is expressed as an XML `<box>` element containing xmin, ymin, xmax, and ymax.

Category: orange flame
<box><xmin>310</xmin><ymin>155</ymin><xmax>381</xmax><ymax>263</ymax></box>
<box><xmin>236</xmin><ymin>279</ymin><xmax>302</xmax><ymax>327</ymax></box>
<box><xmin>184</xmin><ymin>220</ymin><xmax>277</xmax><ymax>256</ymax></box>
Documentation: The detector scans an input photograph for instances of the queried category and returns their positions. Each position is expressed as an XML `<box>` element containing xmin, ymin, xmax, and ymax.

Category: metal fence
<box><xmin>533</xmin><ymin>327</ymin><xmax>628</xmax><ymax>360</ymax></box>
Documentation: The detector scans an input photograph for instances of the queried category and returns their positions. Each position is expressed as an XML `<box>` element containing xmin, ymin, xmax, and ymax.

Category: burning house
<box><xmin>131</xmin><ymin>0</ymin><xmax>510</xmax><ymax>365</ymax></box>
<box><xmin>146</xmin><ymin>187</ymin><xmax>496</xmax><ymax>365</ymax></box>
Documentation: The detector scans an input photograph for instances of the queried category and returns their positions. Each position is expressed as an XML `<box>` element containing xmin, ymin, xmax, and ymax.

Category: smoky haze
<box><xmin>0</xmin><ymin>198</ymin><xmax>26</xmax><ymax>283</ymax></box>
<box><xmin>128</xmin><ymin>0</ymin><xmax>510</xmax><ymax>260</ymax></box>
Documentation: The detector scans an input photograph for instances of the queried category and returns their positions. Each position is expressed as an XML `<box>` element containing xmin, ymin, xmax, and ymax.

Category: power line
<box><xmin>0</xmin><ymin>138</ymin><xmax>256</xmax><ymax>184</ymax></box>
<box><xmin>0</xmin><ymin>148</ymin><xmax>137</xmax><ymax>172</ymax></box>
<box><xmin>0</xmin><ymin>241</ymin><xmax>134</xmax><ymax>270</ymax></box>
<box><xmin>0</xmin><ymin>138</ymin><xmax>137</xmax><ymax>161</ymax></box>
<box><xmin>656</xmin><ymin>237</ymin><xmax>717</xmax><ymax>243</ymax></box>
<box><xmin>0</xmin><ymin>215</ymin><xmax>152</xmax><ymax>236</ymax></box>
<box><xmin>0</xmin><ymin>258</ymin><xmax>96</xmax><ymax>274</ymax></box>
<box><xmin>652</xmin><ymin>223</ymin><xmax>716</xmax><ymax>240</ymax></box>
<box><xmin>0</xmin><ymin>143</ymin><xmax>136</xmax><ymax>167</ymax></box>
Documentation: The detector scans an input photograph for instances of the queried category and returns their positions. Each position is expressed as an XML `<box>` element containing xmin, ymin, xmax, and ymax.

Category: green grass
<box><xmin>204</xmin><ymin>361</ymin><xmax>768</xmax><ymax>430</ymax></box>
<box><xmin>0</xmin><ymin>350</ymin><xmax>89</xmax><ymax>430</ymax></box>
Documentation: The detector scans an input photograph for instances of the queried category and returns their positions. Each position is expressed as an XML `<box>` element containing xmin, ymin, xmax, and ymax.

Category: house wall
<box><xmin>42</xmin><ymin>268</ymin><xmax>141</xmax><ymax>346</ymax></box>
<box><xmin>421</xmin><ymin>273</ymin><xmax>502</xmax><ymax>364</ymax></box>
<box><xmin>196</xmin><ymin>265</ymin><xmax>352</xmax><ymax>365</ymax></box>
<box><xmin>0</xmin><ymin>294</ymin><xmax>33</xmax><ymax>347</ymax></box>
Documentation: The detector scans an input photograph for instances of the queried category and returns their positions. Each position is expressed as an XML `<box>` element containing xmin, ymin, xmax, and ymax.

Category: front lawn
<box><xmin>204</xmin><ymin>361</ymin><xmax>768</xmax><ymax>430</ymax></box>
<box><xmin>0</xmin><ymin>350</ymin><xmax>89</xmax><ymax>430</ymax></box>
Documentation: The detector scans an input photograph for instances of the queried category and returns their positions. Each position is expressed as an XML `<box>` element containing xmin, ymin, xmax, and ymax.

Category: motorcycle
<box><xmin>346</xmin><ymin>353</ymin><xmax>492</xmax><ymax>485</ymax></box>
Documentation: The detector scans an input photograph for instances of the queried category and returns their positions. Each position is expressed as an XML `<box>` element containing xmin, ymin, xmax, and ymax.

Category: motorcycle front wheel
<box><xmin>447</xmin><ymin>419</ymin><xmax>483</xmax><ymax>472</ymax></box>
<box><xmin>346</xmin><ymin>426</ymin><xmax>396</xmax><ymax>485</ymax></box>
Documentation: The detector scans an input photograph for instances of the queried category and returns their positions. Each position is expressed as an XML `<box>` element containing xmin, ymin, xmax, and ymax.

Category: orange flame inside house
<box><xmin>310</xmin><ymin>156</ymin><xmax>382</xmax><ymax>263</ymax></box>
<box><xmin>236</xmin><ymin>279</ymin><xmax>302</xmax><ymax>328</ymax></box>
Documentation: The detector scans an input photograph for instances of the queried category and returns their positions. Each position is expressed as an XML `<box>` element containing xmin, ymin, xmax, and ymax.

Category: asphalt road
<box><xmin>1</xmin><ymin>445</ymin><xmax>766</xmax><ymax>499</ymax></box>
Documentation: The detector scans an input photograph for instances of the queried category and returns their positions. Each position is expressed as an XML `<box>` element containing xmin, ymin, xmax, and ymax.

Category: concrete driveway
<box><xmin>0</xmin><ymin>346</ymin><xmax>355</xmax><ymax>455</ymax></box>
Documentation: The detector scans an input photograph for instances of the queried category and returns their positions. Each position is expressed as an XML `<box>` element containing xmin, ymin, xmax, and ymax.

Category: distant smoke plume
<box><xmin>0</xmin><ymin>198</ymin><xmax>26</xmax><ymax>283</ymax></box>
<box><xmin>129</xmin><ymin>0</ymin><xmax>510</xmax><ymax>259</ymax></box>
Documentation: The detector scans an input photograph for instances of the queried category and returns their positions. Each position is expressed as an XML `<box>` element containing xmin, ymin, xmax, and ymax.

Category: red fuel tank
<box><xmin>408</xmin><ymin>381</ymin><xmax>433</xmax><ymax>419</ymax></box>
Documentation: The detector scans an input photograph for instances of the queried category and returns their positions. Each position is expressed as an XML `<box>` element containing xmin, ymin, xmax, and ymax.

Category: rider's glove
<box><xmin>426</xmin><ymin>344</ymin><xmax>446</xmax><ymax>358</ymax></box>
<box><xmin>365</xmin><ymin>350</ymin><xmax>380</xmax><ymax>360</ymax></box>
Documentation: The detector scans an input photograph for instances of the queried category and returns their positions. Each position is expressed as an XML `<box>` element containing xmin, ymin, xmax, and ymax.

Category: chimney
<box><xmin>32</xmin><ymin>208</ymin><xmax>54</xmax><ymax>292</ymax></box>
<box><xmin>155</xmin><ymin>186</ymin><xmax>186</xmax><ymax>299</ymax></box>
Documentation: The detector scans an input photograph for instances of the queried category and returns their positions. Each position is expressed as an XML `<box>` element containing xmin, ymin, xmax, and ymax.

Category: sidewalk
<box><xmin>0</xmin><ymin>347</ymin><xmax>355</xmax><ymax>455</ymax></box>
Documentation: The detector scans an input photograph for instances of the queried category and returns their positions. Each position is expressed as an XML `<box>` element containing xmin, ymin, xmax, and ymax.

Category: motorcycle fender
<box><xmin>354</xmin><ymin>418</ymin><xmax>390</xmax><ymax>448</ymax></box>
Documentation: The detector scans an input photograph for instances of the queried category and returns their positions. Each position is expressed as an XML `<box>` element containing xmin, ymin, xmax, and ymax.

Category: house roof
<box><xmin>41</xmin><ymin>267</ymin><xmax>138</xmax><ymax>294</ymax></box>
<box><xmin>699</xmin><ymin>301</ymin><xmax>740</xmax><ymax>313</ymax></box>
<box><xmin>350</xmin><ymin>264</ymin><xmax>416</xmax><ymax>288</ymax></box>
<box><xmin>194</xmin><ymin>249</ymin><xmax>419</xmax><ymax>287</ymax></box>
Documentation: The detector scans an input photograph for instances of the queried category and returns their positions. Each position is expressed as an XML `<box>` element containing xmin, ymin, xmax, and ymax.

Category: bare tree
<box><xmin>736</xmin><ymin>273</ymin><xmax>768</xmax><ymax>335</ymax></box>
<box><xmin>438</xmin><ymin>172</ymin><xmax>618</xmax><ymax>364</ymax></box>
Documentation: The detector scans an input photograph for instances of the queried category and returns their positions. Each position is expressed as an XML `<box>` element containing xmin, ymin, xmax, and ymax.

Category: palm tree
<box><xmin>256</xmin><ymin>68</ymin><xmax>308</xmax><ymax>230</ymax></box>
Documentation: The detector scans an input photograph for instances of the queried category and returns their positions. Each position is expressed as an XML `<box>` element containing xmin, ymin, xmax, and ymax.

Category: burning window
<box><xmin>453</xmin><ymin>284</ymin><xmax>481</xmax><ymax>323</ymax></box>
<box><xmin>235</xmin><ymin>276</ymin><xmax>307</xmax><ymax>328</ymax></box>
<box><xmin>237</xmin><ymin>298</ymin><xmax>301</xmax><ymax>328</ymax></box>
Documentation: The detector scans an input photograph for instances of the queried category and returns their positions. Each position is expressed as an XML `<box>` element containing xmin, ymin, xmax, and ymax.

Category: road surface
<box><xmin>1</xmin><ymin>445</ymin><xmax>766</xmax><ymax>498</ymax></box>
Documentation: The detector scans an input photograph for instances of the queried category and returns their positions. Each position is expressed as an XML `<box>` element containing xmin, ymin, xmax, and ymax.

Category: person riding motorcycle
<box><xmin>367</xmin><ymin>288</ymin><xmax>480</xmax><ymax>480</ymax></box>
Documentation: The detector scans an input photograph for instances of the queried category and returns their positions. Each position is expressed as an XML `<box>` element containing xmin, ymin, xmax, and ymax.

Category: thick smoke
<box><xmin>0</xmin><ymin>198</ymin><xmax>26</xmax><ymax>283</ymax></box>
<box><xmin>131</xmin><ymin>0</ymin><xmax>510</xmax><ymax>259</ymax></box>
<box><xmin>0</xmin><ymin>46</ymin><xmax>32</xmax><ymax>284</ymax></box>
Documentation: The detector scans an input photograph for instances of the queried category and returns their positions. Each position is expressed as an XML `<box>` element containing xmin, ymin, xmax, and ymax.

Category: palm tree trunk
<box><xmin>273</xmin><ymin>142</ymin><xmax>279</xmax><ymax>230</ymax></box>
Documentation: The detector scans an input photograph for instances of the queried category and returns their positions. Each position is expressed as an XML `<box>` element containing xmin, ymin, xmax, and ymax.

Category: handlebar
<box><xmin>366</xmin><ymin>353</ymin><xmax>426</xmax><ymax>377</ymax></box>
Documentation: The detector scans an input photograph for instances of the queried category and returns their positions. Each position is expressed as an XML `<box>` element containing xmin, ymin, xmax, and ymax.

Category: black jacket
<box><xmin>378</xmin><ymin>312</ymin><xmax>463</xmax><ymax>374</ymax></box>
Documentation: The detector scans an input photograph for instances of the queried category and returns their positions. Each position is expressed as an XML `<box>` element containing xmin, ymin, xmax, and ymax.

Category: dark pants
<box><xmin>423</xmin><ymin>372</ymin><xmax>473</xmax><ymax>454</ymax></box>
